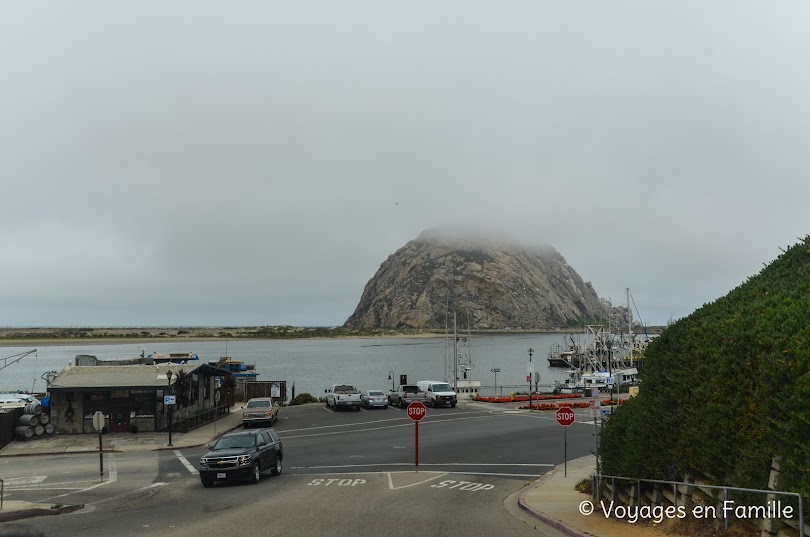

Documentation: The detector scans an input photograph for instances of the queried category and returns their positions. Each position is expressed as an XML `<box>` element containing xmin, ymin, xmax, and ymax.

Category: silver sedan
<box><xmin>360</xmin><ymin>390</ymin><xmax>389</xmax><ymax>409</ymax></box>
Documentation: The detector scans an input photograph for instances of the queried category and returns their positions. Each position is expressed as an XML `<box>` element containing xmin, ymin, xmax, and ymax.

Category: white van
<box><xmin>416</xmin><ymin>380</ymin><xmax>457</xmax><ymax>408</ymax></box>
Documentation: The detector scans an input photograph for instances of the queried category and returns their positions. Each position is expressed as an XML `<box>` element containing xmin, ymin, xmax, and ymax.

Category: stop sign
<box><xmin>556</xmin><ymin>406</ymin><xmax>575</xmax><ymax>427</ymax></box>
<box><xmin>407</xmin><ymin>401</ymin><xmax>427</xmax><ymax>422</ymax></box>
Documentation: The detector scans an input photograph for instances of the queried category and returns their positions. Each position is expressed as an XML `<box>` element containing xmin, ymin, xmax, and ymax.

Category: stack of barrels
<box><xmin>14</xmin><ymin>401</ymin><xmax>55</xmax><ymax>439</ymax></box>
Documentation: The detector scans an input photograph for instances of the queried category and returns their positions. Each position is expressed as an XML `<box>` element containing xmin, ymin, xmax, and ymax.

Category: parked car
<box><xmin>388</xmin><ymin>384</ymin><xmax>428</xmax><ymax>408</ymax></box>
<box><xmin>325</xmin><ymin>384</ymin><xmax>362</xmax><ymax>410</ymax></box>
<box><xmin>242</xmin><ymin>397</ymin><xmax>278</xmax><ymax>428</ymax></box>
<box><xmin>360</xmin><ymin>389</ymin><xmax>388</xmax><ymax>409</ymax></box>
<box><xmin>199</xmin><ymin>429</ymin><xmax>283</xmax><ymax>487</ymax></box>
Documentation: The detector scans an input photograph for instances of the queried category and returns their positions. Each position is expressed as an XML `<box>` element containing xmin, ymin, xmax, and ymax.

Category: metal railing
<box><xmin>162</xmin><ymin>404</ymin><xmax>230</xmax><ymax>433</ymax></box>
<box><xmin>594</xmin><ymin>474</ymin><xmax>805</xmax><ymax>537</ymax></box>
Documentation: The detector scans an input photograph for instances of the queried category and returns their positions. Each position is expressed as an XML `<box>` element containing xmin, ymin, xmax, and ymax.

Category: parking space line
<box><xmin>174</xmin><ymin>450</ymin><xmax>199</xmax><ymax>475</ymax></box>
<box><xmin>321</xmin><ymin>406</ymin><xmax>334</xmax><ymax>414</ymax></box>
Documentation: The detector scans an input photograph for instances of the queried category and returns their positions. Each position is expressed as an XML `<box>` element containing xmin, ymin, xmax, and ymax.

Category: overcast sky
<box><xmin>2</xmin><ymin>2</ymin><xmax>809</xmax><ymax>328</ymax></box>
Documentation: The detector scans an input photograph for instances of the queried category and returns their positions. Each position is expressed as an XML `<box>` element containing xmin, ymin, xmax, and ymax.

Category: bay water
<box><xmin>0</xmin><ymin>333</ymin><xmax>575</xmax><ymax>397</ymax></box>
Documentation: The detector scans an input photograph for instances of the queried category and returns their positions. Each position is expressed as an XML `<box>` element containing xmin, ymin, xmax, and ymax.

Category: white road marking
<box><xmin>289</xmin><ymin>470</ymin><xmax>547</xmax><ymax>478</ymax></box>
<box><xmin>3</xmin><ymin>476</ymin><xmax>47</xmax><ymax>486</ymax></box>
<box><xmin>174</xmin><ymin>450</ymin><xmax>199</xmax><ymax>475</ymax></box>
<box><xmin>321</xmin><ymin>406</ymin><xmax>333</xmax><ymax>414</ymax></box>
<box><xmin>283</xmin><ymin>410</ymin><xmax>485</xmax><ymax>433</ymax></box>
<box><xmin>388</xmin><ymin>472</ymin><xmax>448</xmax><ymax>490</ymax></box>
<box><xmin>89</xmin><ymin>482</ymin><xmax>168</xmax><ymax>505</ymax></box>
<box><xmin>359</xmin><ymin>407</ymin><xmax>368</xmax><ymax>413</ymax></box>
<box><xmin>282</xmin><ymin>413</ymin><xmax>495</xmax><ymax>439</ymax></box>
<box><xmin>302</xmin><ymin>462</ymin><xmax>553</xmax><ymax>469</ymax></box>
<box><xmin>6</xmin><ymin>480</ymin><xmax>97</xmax><ymax>490</ymax></box>
<box><xmin>40</xmin><ymin>454</ymin><xmax>118</xmax><ymax>502</ymax></box>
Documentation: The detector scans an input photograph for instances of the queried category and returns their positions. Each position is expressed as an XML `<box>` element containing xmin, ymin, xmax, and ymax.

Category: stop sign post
<box><xmin>93</xmin><ymin>411</ymin><xmax>105</xmax><ymax>481</ymax></box>
<box><xmin>407</xmin><ymin>402</ymin><xmax>426</xmax><ymax>466</ymax></box>
<box><xmin>556</xmin><ymin>407</ymin><xmax>575</xmax><ymax>477</ymax></box>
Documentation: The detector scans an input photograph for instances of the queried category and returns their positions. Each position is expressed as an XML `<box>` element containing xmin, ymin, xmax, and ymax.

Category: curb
<box><xmin>0</xmin><ymin>449</ymin><xmax>122</xmax><ymax>457</ymax></box>
<box><xmin>0</xmin><ymin>504</ymin><xmax>84</xmax><ymax>523</ymax></box>
<box><xmin>518</xmin><ymin>470</ymin><xmax>591</xmax><ymax>537</ymax></box>
<box><xmin>1</xmin><ymin>422</ymin><xmax>245</xmax><ymax>456</ymax></box>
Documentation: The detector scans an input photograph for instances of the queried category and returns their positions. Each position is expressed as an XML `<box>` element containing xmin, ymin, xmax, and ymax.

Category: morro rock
<box><xmin>344</xmin><ymin>229</ymin><xmax>614</xmax><ymax>330</ymax></box>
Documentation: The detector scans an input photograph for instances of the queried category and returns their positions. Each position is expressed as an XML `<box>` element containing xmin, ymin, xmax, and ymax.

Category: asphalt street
<box><xmin>0</xmin><ymin>403</ymin><xmax>596</xmax><ymax>537</ymax></box>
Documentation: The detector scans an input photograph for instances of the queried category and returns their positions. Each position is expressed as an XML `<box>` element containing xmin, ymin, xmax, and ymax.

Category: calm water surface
<box><xmin>0</xmin><ymin>334</ymin><xmax>574</xmax><ymax>397</ymax></box>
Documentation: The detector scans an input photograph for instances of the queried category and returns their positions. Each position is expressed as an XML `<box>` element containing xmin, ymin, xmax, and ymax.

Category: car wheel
<box><xmin>271</xmin><ymin>456</ymin><xmax>282</xmax><ymax>476</ymax></box>
<box><xmin>384</xmin><ymin>405</ymin><xmax>388</xmax><ymax>409</ymax></box>
<box><xmin>399</xmin><ymin>399</ymin><xmax>405</xmax><ymax>408</ymax></box>
<box><xmin>450</xmin><ymin>402</ymin><xmax>456</xmax><ymax>408</ymax></box>
<box><xmin>250</xmin><ymin>463</ymin><xmax>261</xmax><ymax>484</ymax></box>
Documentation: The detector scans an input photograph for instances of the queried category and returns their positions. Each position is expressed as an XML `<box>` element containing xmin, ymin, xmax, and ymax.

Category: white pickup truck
<box><xmin>325</xmin><ymin>385</ymin><xmax>362</xmax><ymax>411</ymax></box>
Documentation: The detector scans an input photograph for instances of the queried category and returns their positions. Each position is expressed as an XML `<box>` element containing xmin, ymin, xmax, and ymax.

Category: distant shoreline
<box><xmin>0</xmin><ymin>326</ymin><xmax>581</xmax><ymax>348</ymax></box>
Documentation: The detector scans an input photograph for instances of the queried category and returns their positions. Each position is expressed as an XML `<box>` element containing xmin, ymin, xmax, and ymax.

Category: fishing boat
<box><xmin>148</xmin><ymin>352</ymin><xmax>199</xmax><ymax>364</ymax></box>
<box><xmin>445</xmin><ymin>312</ymin><xmax>481</xmax><ymax>398</ymax></box>
<box><xmin>208</xmin><ymin>357</ymin><xmax>259</xmax><ymax>379</ymax></box>
<box><xmin>554</xmin><ymin>324</ymin><xmax>641</xmax><ymax>393</ymax></box>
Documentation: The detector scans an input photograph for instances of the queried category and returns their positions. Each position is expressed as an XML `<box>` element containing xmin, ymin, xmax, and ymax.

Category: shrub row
<box><xmin>600</xmin><ymin>238</ymin><xmax>810</xmax><ymax>502</ymax></box>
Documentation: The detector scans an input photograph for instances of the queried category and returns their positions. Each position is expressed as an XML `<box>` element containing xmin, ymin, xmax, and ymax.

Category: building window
<box><xmin>130</xmin><ymin>390</ymin><xmax>155</xmax><ymax>418</ymax></box>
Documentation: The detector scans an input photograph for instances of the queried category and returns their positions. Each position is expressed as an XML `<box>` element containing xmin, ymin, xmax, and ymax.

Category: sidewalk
<box><xmin>519</xmin><ymin>455</ymin><xmax>677</xmax><ymax>537</ymax></box>
<box><xmin>0</xmin><ymin>405</ymin><xmax>245</xmax><ymax>522</ymax></box>
<box><xmin>0</xmin><ymin>404</ymin><xmax>244</xmax><ymax>457</ymax></box>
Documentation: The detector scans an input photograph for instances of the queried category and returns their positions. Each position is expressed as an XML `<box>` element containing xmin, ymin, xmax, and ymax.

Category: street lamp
<box><xmin>490</xmin><ymin>368</ymin><xmax>500</xmax><ymax>397</ymax></box>
<box><xmin>387</xmin><ymin>370</ymin><xmax>395</xmax><ymax>391</ymax></box>
<box><xmin>166</xmin><ymin>369</ymin><xmax>174</xmax><ymax>447</ymax></box>
<box><xmin>528</xmin><ymin>348</ymin><xmax>534</xmax><ymax>410</ymax></box>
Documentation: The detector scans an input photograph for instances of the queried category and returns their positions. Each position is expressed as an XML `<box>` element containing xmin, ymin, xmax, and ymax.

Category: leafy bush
<box><xmin>600</xmin><ymin>238</ymin><xmax>810</xmax><ymax>501</ymax></box>
<box><xmin>289</xmin><ymin>393</ymin><xmax>319</xmax><ymax>405</ymax></box>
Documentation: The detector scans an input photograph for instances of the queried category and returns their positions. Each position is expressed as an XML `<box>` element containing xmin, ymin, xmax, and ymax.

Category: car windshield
<box><xmin>213</xmin><ymin>435</ymin><xmax>256</xmax><ymax>450</ymax></box>
<box><xmin>432</xmin><ymin>384</ymin><xmax>452</xmax><ymax>392</ymax></box>
<box><xmin>247</xmin><ymin>400</ymin><xmax>271</xmax><ymax>408</ymax></box>
<box><xmin>368</xmin><ymin>391</ymin><xmax>384</xmax><ymax>396</ymax></box>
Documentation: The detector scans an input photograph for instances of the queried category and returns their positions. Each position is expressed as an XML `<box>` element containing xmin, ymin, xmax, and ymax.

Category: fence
<box><xmin>0</xmin><ymin>408</ymin><xmax>25</xmax><ymax>449</ymax></box>
<box><xmin>245</xmin><ymin>381</ymin><xmax>287</xmax><ymax>403</ymax></box>
<box><xmin>475</xmin><ymin>384</ymin><xmax>561</xmax><ymax>397</ymax></box>
<box><xmin>160</xmin><ymin>404</ymin><xmax>230</xmax><ymax>433</ymax></box>
<box><xmin>593</xmin><ymin>474</ymin><xmax>805</xmax><ymax>537</ymax></box>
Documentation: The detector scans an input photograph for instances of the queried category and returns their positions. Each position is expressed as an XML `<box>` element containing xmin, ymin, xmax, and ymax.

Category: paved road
<box><xmin>1</xmin><ymin>403</ymin><xmax>595</xmax><ymax>537</ymax></box>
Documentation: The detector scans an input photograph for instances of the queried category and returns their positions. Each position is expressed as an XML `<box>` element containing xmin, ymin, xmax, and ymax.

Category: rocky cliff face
<box><xmin>344</xmin><ymin>230</ymin><xmax>617</xmax><ymax>330</ymax></box>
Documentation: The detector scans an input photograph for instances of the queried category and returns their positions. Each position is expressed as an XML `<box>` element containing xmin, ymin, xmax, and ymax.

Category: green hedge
<box><xmin>600</xmin><ymin>238</ymin><xmax>810</xmax><ymax>500</ymax></box>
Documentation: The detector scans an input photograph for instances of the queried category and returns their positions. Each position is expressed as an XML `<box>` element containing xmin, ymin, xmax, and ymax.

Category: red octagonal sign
<box><xmin>407</xmin><ymin>401</ymin><xmax>427</xmax><ymax>422</ymax></box>
<box><xmin>556</xmin><ymin>406</ymin><xmax>575</xmax><ymax>427</ymax></box>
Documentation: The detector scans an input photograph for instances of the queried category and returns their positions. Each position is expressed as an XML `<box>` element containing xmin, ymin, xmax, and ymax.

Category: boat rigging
<box><xmin>0</xmin><ymin>349</ymin><xmax>37</xmax><ymax>373</ymax></box>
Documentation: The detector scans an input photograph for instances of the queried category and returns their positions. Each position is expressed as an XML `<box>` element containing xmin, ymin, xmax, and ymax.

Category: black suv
<box><xmin>199</xmin><ymin>429</ymin><xmax>283</xmax><ymax>487</ymax></box>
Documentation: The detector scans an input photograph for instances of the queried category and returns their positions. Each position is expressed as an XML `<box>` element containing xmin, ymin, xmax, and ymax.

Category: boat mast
<box><xmin>453</xmin><ymin>311</ymin><xmax>458</xmax><ymax>393</ymax></box>
<box><xmin>626</xmin><ymin>288</ymin><xmax>632</xmax><ymax>366</ymax></box>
